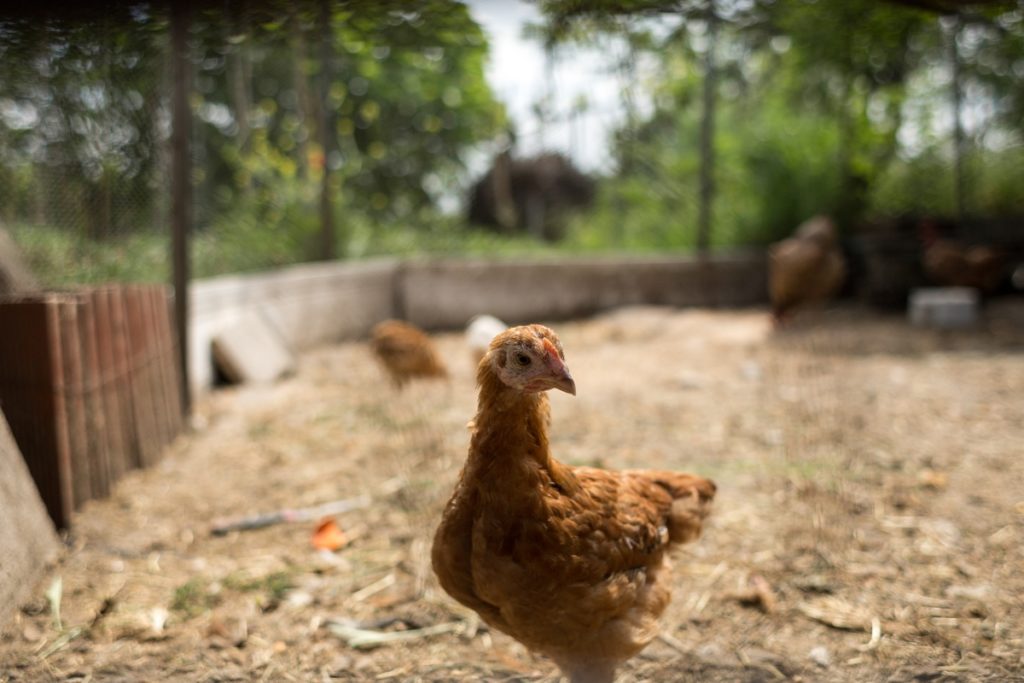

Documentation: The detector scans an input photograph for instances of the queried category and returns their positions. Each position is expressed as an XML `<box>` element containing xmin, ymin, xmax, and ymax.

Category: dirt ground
<box><xmin>2</xmin><ymin>304</ymin><xmax>1023</xmax><ymax>683</ymax></box>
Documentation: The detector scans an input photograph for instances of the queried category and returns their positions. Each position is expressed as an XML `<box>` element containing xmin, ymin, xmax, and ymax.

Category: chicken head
<box><xmin>487</xmin><ymin>325</ymin><xmax>576</xmax><ymax>395</ymax></box>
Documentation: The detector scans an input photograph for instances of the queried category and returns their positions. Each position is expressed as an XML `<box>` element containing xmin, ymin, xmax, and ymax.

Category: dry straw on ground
<box><xmin>2</xmin><ymin>304</ymin><xmax>1022</xmax><ymax>682</ymax></box>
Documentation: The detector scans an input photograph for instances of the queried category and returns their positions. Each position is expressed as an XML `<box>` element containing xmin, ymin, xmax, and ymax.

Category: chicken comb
<box><xmin>542</xmin><ymin>337</ymin><xmax>562</xmax><ymax>362</ymax></box>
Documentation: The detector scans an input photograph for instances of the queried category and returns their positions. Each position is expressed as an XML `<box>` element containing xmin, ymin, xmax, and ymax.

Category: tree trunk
<box><xmin>696</xmin><ymin>1</ymin><xmax>718</xmax><ymax>255</ymax></box>
<box><xmin>538</xmin><ymin>41</ymin><xmax>556</xmax><ymax>150</ymax></box>
<box><xmin>315</xmin><ymin>0</ymin><xmax>337</xmax><ymax>261</ymax></box>
<box><xmin>616</xmin><ymin>41</ymin><xmax>639</xmax><ymax>245</ymax></box>
<box><xmin>948</xmin><ymin>15</ymin><xmax>965</xmax><ymax>219</ymax></box>
<box><xmin>836</xmin><ymin>76</ymin><xmax>855</xmax><ymax>230</ymax></box>
<box><xmin>290</xmin><ymin>8</ymin><xmax>313</xmax><ymax>180</ymax></box>
<box><xmin>227</xmin><ymin>4</ymin><xmax>251</xmax><ymax>156</ymax></box>
<box><xmin>490</xmin><ymin>150</ymin><xmax>517</xmax><ymax>231</ymax></box>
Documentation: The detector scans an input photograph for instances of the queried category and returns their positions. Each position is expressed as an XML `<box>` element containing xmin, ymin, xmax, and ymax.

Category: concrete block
<box><xmin>190</xmin><ymin>259</ymin><xmax>399</xmax><ymax>393</ymax></box>
<box><xmin>0</xmin><ymin>410</ymin><xmax>60</xmax><ymax>632</ymax></box>
<box><xmin>909</xmin><ymin>287</ymin><xmax>980</xmax><ymax>328</ymax></box>
<box><xmin>211</xmin><ymin>311</ymin><xmax>296</xmax><ymax>384</ymax></box>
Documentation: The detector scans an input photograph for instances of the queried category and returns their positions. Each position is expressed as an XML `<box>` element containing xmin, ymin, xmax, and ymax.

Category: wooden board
<box><xmin>151</xmin><ymin>286</ymin><xmax>185</xmax><ymax>440</ymax></box>
<box><xmin>105</xmin><ymin>286</ymin><xmax>140</xmax><ymax>470</ymax></box>
<box><xmin>0</xmin><ymin>295</ymin><xmax>75</xmax><ymax>527</ymax></box>
<box><xmin>0</xmin><ymin>409</ymin><xmax>59</xmax><ymax>632</ymax></box>
<box><xmin>76</xmin><ymin>295</ymin><xmax>112</xmax><ymax>500</ymax></box>
<box><xmin>0</xmin><ymin>286</ymin><xmax>186</xmax><ymax>527</ymax></box>
<box><xmin>124</xmin><ymin>287</ymin><xmax>159</xmax><ymax>467</ymax></box>
<box><xmin>89</xmin><ymin>288</ymin><xmax>128</xmax><ymax>486</ymax></box>
<box><xmin>57</xmin><ymin>297</ymin><xmax>92</xmax><ymax>508</ymax></box>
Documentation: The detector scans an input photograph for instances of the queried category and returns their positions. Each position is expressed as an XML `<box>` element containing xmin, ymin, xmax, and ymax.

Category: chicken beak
<box><xmin>542</xmin><ymin>339</ymin><xmax>576</xmax><ymax>396</ymax></box>
<box><xmin>551</xmin><ymin>369</ymin><xmax>576</xmax><ymax>396</ymax></box>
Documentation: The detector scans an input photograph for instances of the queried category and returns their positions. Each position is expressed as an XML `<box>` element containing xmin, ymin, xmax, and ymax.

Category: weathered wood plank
<box><xmin>0</xmin><ymin>295</ymin><xmax>74</xmax><ymax>527</ymax></box>
<box><xmin>76</xmin><ymin>295</ymin><xmax>111</xmax><ymax>499</ymax></box>
<box><xmin>106</xmin><ymin>286</ymin><xmax>141</xmax><ymax>470</ymax></box>
<box><xmin>124</xmin><ymin>286</ymin><xmax>159</xmax><ymax>467</ymax></box>
<box><xmin>57</xmin><ymin>297</ymin><xmax>92</xmax><ymax>508</ymax></box>
<box><xmin>89</xmin><ymin>287</ymin><xmax>128</xmax><ymax>486</ymax></box>
<box><xmin>151</xmin><ymin>286</ymin><xmax>184</xmax><ymax>444</ymax></box>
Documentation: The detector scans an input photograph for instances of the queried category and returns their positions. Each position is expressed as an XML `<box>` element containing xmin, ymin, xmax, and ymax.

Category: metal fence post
<box><xmin>171</xmin><ymin>0</ymin><xmax>193</xmax><ymax>417</ymax></box>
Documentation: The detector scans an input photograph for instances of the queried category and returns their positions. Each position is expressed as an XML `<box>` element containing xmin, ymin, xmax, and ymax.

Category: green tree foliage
<box><xmin>955</xmin><ymin>5</ymin><xmax>1024</xmax><ymax>131</ymax></box>
<box><xmin>191</xmin><ymin>1</ymin><xmax>504</xmax><ymax>227</ymax></box>
<box><xmin>0</xmin><ymin>1</ymin><xmax>506</xmax><ymax>272</ymax></box>
<box><xmin>2</xmin><ymin>0</ymin><xmax>1021</xmax><ymax>286</ymax></box>
<box><xmin>539</xmin><ymin>0</ymin><xmax>1023</xmax><ymax>248</ymax></box>
<box><xmin>0</xmin><ymin>8</ymin><xmax>166</xmax><ymax>238</ymax></box>
<box><xmin>765</xmin><ymin>0</ymin><xmax>937</xmax><ymax>227</ymax></box>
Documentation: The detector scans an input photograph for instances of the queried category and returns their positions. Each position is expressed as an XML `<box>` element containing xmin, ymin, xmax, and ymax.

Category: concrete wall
<box><xmin>188</xmin><ymin>251</ymin><xmax>767</xmax><ymax>394</ymax></box>
<box><xmin>189</xmin><ymin>258</ymin><xmax>399</xmax><ymax>393</ymax></box>
<box><xmin>402</xmin><ymin>251</ymin><xmax>767</xmax><ymax>329</ymax></box>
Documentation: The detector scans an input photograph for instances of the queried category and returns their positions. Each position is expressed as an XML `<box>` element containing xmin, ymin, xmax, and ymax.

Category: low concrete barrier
<box><xmin>189</xmin><ymin>251</ymin><xmax>767</xmax><ymax>394</ymax></box>
<box><xmin>402</xmin><ymin>251</ymin><xmax>767</xmax><ymax>329</ymax></box>
<box><xmin>189</xmin><ymin>259</ymin><xmax>399</xmax><ymax>392</ymax></box>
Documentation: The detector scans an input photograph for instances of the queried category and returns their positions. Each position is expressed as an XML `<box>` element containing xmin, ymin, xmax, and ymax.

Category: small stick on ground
<box><xmin>210</xmin><ymin>494</ymin><xmax>371</xmax><ymax>536</ymax></box>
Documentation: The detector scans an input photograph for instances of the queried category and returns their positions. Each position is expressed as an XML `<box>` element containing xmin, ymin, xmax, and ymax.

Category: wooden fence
<box><xmin>0</xmin><ymin>285</ymin><xmax>183</xmax><ymax>529</ymax></box>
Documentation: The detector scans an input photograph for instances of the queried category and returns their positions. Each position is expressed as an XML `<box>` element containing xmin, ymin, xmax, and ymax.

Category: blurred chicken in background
<box><xmin>370</xmin><ymin>320</ymin><xmax>448</xmax><ymax>389</ymax></box>
<box><xmin>769</xmin><ymin>215</ymin><xmax>848</xmax><ymax>324</ymax></box>
<box><xmin>918</xmin><ymin>218</ymin><xmax>1007</xmax><ymax>294</ymax></box>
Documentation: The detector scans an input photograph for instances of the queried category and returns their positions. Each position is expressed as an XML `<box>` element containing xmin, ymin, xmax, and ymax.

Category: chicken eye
<box><xmin>516</xmin><ymin>353</ymin><xmax>531</xmax><ymax>366</ymax></box>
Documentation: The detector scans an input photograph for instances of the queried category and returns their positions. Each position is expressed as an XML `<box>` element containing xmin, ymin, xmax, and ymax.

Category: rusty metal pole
<box><xmin>170</xmin><ymin>1</ymin><xmax>193</xmax><ymax>416</ymax></box>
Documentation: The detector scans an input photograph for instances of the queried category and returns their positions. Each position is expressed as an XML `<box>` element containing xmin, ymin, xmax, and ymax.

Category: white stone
<box><xmin>908</xmin><ymin>287</ymin><xmax>979</xmax><ymax>328</ymax></box>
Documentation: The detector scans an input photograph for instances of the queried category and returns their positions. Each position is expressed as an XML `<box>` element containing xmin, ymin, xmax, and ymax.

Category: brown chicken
<box><xmin>370</xmin><ymin>319</ymin><xmax>448</xmax><ymax>388</ymax></box>
<box><xmin>918</xmin><ymin>220</ymin><xmax>1006</xmax><ymax>293</ymax></box>
<box><xmin>432</xmin><ymin>325</ymin><xmax>715</xmax><ymax>683</ymax></box>
<box><xmin>769</xmin><ymin>215</ymin><xmax>847</xmax><ymax>323</ymax></box>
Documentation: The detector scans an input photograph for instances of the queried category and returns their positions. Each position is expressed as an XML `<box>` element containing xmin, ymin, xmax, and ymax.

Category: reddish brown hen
<box><xmin>769</xmin><ymin>215</ymin><xmax>847</xmax><ymax>323</ymax></box>
<box><xmin>432</xmin><ymin>324</ymin><xmax>715</xmax><ymax>683</ymax></box>
<box><xmin>917</xmin><ymin>218</ymin><xmax>1007</xmax><ymax>293</ymax></box>
<box><xmin>370</xmin><ymin>319</ymin><xmax>448</xmax><ymax>389</ymax></box>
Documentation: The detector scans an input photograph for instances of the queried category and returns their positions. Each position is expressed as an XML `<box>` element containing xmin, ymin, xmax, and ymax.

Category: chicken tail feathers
<box><xmin>634</xmin><ymin>471</ymin><xmax>716</xmax><ymax>545</ymax></box>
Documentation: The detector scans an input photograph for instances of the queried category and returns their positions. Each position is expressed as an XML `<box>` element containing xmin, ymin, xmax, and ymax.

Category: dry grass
<box><xmin>2</xmin><ymin>303</ymin><xmax>1023</xmax><ymax>682</ymax></box>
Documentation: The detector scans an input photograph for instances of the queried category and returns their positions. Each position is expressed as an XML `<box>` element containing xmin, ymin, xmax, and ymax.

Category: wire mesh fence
<box><xmin>0</xmin><ymin>1</ymin><xmax>1021</xmax><ymax>291</ymax></box>
<box><xmin>0</xmin><ymin>8</ymin><xmax>172</xmax><ymax>287</ymax></box>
